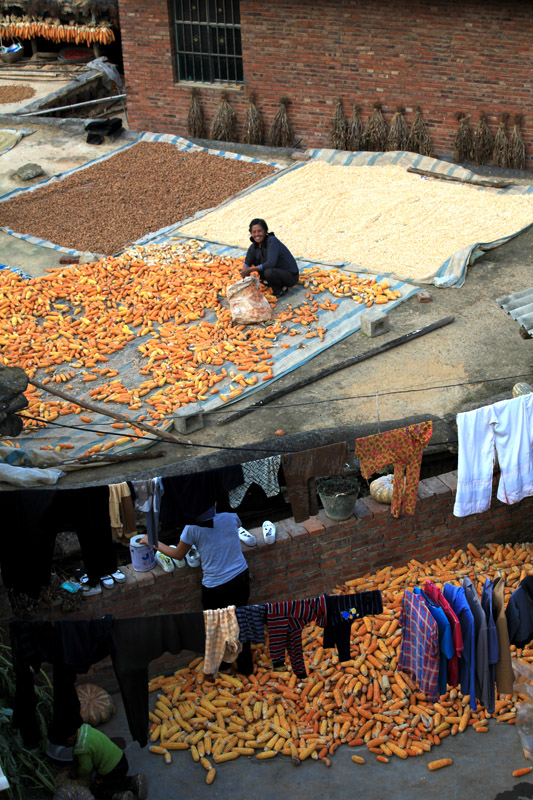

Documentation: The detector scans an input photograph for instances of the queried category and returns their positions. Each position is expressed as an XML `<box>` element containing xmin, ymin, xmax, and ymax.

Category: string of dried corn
<box><xmin>509</xmin><ymin>114</ymin><xmax>526</xmax><ymax>171</ymax></box>
<box><xmin>210</xmin><ymin>92</ymin><xmax>237</xmax><ymax>143</ymax></box>
<box><xmin>453</xmin><ymin>113</ymin><xmax>474</xmax><ymax>164</ymax></box>
<box><xmin>493</xmin><ymin>113</ymin><xmax>510</xmax><ymax>168</ymax></box>
<box><xmin>407</xmin><ymin>106</ymin><xmax>433</xmax><ymax>156</ymax></box>
<box><xmin>331</xmin><ymin>98</ymin><xmax>348</xmax><ymax>151</ymax></box>
<box><xmin>472</xmin><ymin>112</ymin><xmax>494</xmax><ymax>165</ymax></box>
<box><xmin>242</xmin><ymin>92</ymin><xmax>264</xmax><ymax>146</ymax></box>
<box><xmin>187</xmin><ymin>88</ymin><xmax>205</xmax><ymax>140</ymax></box>
<box><xmin>269</xmin><ymin>97</ymin><xmax>293</xmax><ymax>148</ymax></box>
<box><xmin>363</xmin><ymin>101</ymin><xmax>388</xmax><ymax>152</ymax></box>
<box><xmin>347</xmin><ymin>103</ymin><xmax>363</xmax><ymax>151</ymax></box>
<box><xmin>386</xmin><ymin>105</ymin><xmax>409</xmax><ymax>151</ymax></box>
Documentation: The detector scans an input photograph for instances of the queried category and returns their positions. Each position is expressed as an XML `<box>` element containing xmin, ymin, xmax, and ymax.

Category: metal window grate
<box><xmin>173</xmin><ymin>0</ymin><xmax>243</xmax><ymax>84</ymax></box>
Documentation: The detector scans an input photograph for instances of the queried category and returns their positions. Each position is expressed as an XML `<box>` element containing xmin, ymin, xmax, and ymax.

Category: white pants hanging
<box><xmin>454</xmin><ymin>393</ymin><xmax>533</xmax><ymax>517</ymax></box>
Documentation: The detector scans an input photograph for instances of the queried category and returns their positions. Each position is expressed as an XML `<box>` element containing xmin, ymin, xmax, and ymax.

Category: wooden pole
<box><xmin>220</xmin><ymin>315</ymin><xmax>455</xmax><ymax>425</ymax></box>
<box><xmin>28</xmin><ymin>378</ymin><xmax>190</xmax><ymax>446</ymax></box>
<box><xmin>406</xmin><ymin>166</ymin><xmax>513</xmax><ymax>189</ymax></box>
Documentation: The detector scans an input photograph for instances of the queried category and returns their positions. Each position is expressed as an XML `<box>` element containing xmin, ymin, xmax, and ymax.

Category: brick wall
<box><xmin>119</xmin><ymin>0</ymin><xmax>532</xmax><ymax>167</ymax></box>
<box><xmin>5</xmin><ymin>469</ymin><xmax>531</xmax><ymax>687</ymax></box>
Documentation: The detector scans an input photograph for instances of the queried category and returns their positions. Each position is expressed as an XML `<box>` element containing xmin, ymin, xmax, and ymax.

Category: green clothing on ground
<box><xmin>73</xmin><ymin>724</ymin><xmax>123</xmax><ymax>778</ymax></box>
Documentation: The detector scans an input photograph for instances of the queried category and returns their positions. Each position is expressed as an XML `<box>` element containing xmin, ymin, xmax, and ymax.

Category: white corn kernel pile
<box><xmin>180</xmin><ymin>162</ymin><xmax>533</xmax><ymax>282</ymax></box>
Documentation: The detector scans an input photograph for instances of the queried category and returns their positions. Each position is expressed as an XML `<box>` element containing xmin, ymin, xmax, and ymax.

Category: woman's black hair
<box><xmin>249</xmin><ymin>218</ymin><xmax>268</xmax><ymax>234</ymax></box>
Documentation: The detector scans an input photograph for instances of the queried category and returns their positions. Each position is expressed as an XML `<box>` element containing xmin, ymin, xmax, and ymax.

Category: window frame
<box><xmin>171</xmin><ymin>0</ymin><xmax>244</xmax><ymax>85</ymax></box>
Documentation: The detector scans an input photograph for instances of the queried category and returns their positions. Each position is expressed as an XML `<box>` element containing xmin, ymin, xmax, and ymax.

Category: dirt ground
<box><xmin>0</xmin><ymin>118</ymin><xmax>532</xmax><ymax>484</ymax></box>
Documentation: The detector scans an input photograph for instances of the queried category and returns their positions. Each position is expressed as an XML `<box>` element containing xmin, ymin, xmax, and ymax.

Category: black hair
<box><xmin>249</xmin><ymin>218</ymin><xmax>268</xmax><ymax>234</ymax></box>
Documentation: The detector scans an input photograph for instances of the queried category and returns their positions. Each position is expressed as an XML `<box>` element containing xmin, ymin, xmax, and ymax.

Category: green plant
<box><xmin>0</xmin><ymin>638</ymin><xmax>57</xmax><ymax>799</ymax></box>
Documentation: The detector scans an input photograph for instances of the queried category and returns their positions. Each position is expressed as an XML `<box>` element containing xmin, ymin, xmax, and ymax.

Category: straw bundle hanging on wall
<box><xmin>407</xmin><ymin>106</ymin><xmax>433</xmax><ymax>156</ymax></box>
<box><xmin>386</xmin><ymin>105</ymin><xmax>409</xmax><ymax>151</ymax></box>
<box><xmin>493</xmin><ymin>112</ymin><xmax>510</xmax><ymax>168</ymax></box>
<box><xmin>269</xmin><ymin>97</ymin><xmax>293</xmax><ymax>148</ymax></box>
<box><xmin>187</xmin><ymin>88</ymin><xmax>205</xmax><ymax>139</ymax></box>
<box><xmin>472</xmin><ymin>112</ymin><xmax>494</xmax><ymax>165</ymax></box>
<box><xmin>331</xmin><ymin>97</ymin><xmax>348</xmax><ymax>150</ymax></box>
<box><xmin>210</xmin><ymin>91</ymin><xmax>237</xmax><ymax>142</ymax></box>
<box><xmin>509</xmin><ymin>114</ymin><xmax>526</xmax><ymax>170</ymax></box>
<box><xmin>362</xmin><ymin>101</ymin><xmax>388</xmax><ymax>151</ymax></box>
<box><xmin>453</xmin><ymin>112</ymin><xmax>474</xmax><ymax>163</ymax></box>
<box><xmin>347</xmin><ymin>102</ymin><xmax>363</xmax><ymax>151</ymax></box>
<box><xmin>242</xmin><ymin>92</ymin><xmax>264</xmax><ymax>145</ymax></box>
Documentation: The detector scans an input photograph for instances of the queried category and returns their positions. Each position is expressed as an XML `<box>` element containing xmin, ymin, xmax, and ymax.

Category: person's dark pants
<box><xmin>201</xmin><ymin>569</ymin><xmax>253</xmax><ymax>675</ymax></box>
<box><xmin>262</xmin><ymin>268</ymin><xmax>299</xmax><ymax>292</ymax></box>
<box><xmin>92</xmin><ymin>754</ymin><xmax>133</xmax><ymax>800</ymax></box>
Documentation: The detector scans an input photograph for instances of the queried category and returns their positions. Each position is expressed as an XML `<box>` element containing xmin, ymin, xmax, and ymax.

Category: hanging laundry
<box><xmin>267</xmin><ymin>596</ymin><xmax>327</xmax><ymax>678</ymax></box>
<box><xmin>463</xmin><ymin>577</ymin><xmax>493</xmax><ymax>713</ymax></box>
<box><xmin>423</xmin><ymin>581</ymin><xmax>463</xmax><ymax>688</ymax></box>
<box><xmin>454</xmin><ymin>393</ymin><xmax>533</xmax><ymax>517</ymax></box>
<box><xmin>413</xmin><ymin>587</ymin><xmax>454</xmax><ymax>696</ymax></box>
<box><xmin>491</xmin><ymin>576</ymin><xmax>514</xmax><ymax>694</ymax></box>
<box><xmin>282</xmin><ymin>442</ymin><xmax>347</xmax><ymax>523</ymax></box>
<box><xmin>506</xmin><ymin>575</ymin><xmax>533</xmax><ymax>648</ymax></box>
<box><xmin>443</xmin><ymin>582</ymin><xmax>477</xmax><ymax>711</ymax></box>
<box><xmin>10</xmin><ymin>617</ymin><xmax>113</xmax><ymax>748</ymax></box>
<box><xmin>131</xmin><ymin>477</ymin><xmax>163</xmax><ymax>550</ymax></box>
<box><xmin>203</xmin><ymin>606</ymin><xmax>242</xmax><ymax>675</ymax></box>
<box><xmin>108</xmin><ymin>482</ymin><xmax>137</xmax><ymax>541</ymax></box>
<box><xmin>398</xmin><ymin>589</ymin><xmax>440</xmax><ymax>700</ymax></box>
<box><xmin>481</xmin><ymin>578</ymin><xmax>499</xmax><ymax>712</ymax></box>
<box><xmin>322</xmin><ymin>591</ymin><xmax>383</xmax><ymax>662</ymax></box>
<box><xmin>355</xmin><ymin>422</ymin><xmax>433</xmax><ymax>517</ymax></box>
<box><xmin>228</xmin><ymin>455</ymin><xmax>281</xmax><ymax>508</ymax></box>
<box><xmin>235</xmin><ymin>604</ymin><xmax>267</xmax><ymax>644</ymax></box>
<box><xmin>111</xmin><ymin>614</ymin><xmax>205</xmax><ymax>746</ymax></box>
<box><xmin>159</xmin><ymin>464</ymin><xmax>243</xmax><ymax>527</ymax></box>
<box><xmin>0</xmin><ymin>485</ymin><xmax>117</xmax><ymax>599</ymax></box>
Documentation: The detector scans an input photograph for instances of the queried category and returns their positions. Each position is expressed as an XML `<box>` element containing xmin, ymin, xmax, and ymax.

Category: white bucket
<box><xmin>129</xmin><ymin>534</ymin><xmax>156</xmax><ymax>572</ymax></box>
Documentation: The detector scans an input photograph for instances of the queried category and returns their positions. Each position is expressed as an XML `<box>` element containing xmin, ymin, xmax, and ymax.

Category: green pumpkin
<box><xmin>512</xmin><ymin>382</ymin><xmax>533</xmax><ymax>398</ymax></box>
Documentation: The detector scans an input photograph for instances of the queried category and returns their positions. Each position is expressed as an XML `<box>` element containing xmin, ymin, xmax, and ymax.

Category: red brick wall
<box><xmin>119</xmin><ymin>0</ymin><xmax>532</xmax><ymax>167</ymax></box>
<box><xmin>4</xmin><ymin>469</ymin><xmax>532</xmax><ymax>687</ymax></box>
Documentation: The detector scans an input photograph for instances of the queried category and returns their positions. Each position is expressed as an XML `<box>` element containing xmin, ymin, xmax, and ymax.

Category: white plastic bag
<box><xmin>0</xmin><ymin>463</ymin><xmax>64</xmax><ymax>486</ymax></box>
<box><xmin>226</xmin><ymin>277</ymin><xmax>273</xmax><ymax>325</ymax></box>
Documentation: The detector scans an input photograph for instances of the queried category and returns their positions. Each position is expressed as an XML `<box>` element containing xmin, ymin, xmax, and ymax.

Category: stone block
<box><xmin>360</xmin><ymin>308</ymin><xmax>390</xmax><ymax>338</ymax></box>
<box><xmin>173</xmin><ymin>403</ymin><xmax>204</xmax><ymax>434</ymax></box>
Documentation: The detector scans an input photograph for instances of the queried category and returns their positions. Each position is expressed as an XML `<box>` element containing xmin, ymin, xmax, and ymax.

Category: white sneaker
<box><xmin>186</xmin><ymin>546</ymin><xmax>201</xmax><ymax>568</ymax></box>
<box><xmin>100</xmin><ymin>575</ymin><xmax>115</xmax><ymax>590</ymax></box>
<box><xmin>262</xmin><ymin>521</ymin><xmax>276</xmax><ymax>544</ymax></box>
<box><xmin>82</xmin><ymin>583</ymin><xmax>102</xmax><ymax>596</ymax></box>
<box><xmin>111</xmin><ymin>569</ymin><xmax>126</xmax><ymax>584</ymax></box>
<box><xmin>238</xmin><ymin>527</ymin><xmax>257</xmax><ymax>547</ymax></box>
<box><xmin>155</xmin><ymin>552</ymin><xmax>175</xmax><ymax>573</ymax></box>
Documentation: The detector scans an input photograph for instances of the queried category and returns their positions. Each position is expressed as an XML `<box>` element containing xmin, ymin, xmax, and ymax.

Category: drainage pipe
<box><xmin>12</xmin><ymin>93</ymin><xmax>126</xmax><ymax>116</ymax></box>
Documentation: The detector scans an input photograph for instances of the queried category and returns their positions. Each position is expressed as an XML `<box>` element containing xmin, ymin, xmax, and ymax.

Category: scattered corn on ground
<box><xmin>147</xmin><ymin>541</ymin><xmax>533</xmax><ymax>783</ymax></box>
<box><xmin>179</xmin><ymin>162</ymin><xmax>533</xmax><ymax>282</ymax></box>
<box><xmin>0</xmin><ymin>242</ymin><xmax>399</xmax><ymax>455</ymax></box>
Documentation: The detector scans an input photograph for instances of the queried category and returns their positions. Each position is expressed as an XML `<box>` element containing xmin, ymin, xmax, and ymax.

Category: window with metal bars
<box><xmin>173</xmin><ymin>0</ymin><xmax>243</xmax><ymax>84</ymax></box>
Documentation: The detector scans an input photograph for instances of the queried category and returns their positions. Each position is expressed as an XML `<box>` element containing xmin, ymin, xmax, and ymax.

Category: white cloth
<box><xmin>228</xmin><ymin>456</ymin><xmax>281</xmax><ymax>507</ymax></box>
<box><xmin>0</xmin><ymin>463</ymin><xmax>64</xmax><ymax>486</ymax></box>
<box><xmin>454</xmin><ymin>393</ymin><xmax>533</xmax><ymax>517</ymax></box>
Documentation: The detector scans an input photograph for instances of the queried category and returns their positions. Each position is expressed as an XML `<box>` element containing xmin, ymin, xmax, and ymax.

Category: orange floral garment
<box><xmin>355</xmin><ymin>422</ymin><xmax>433</xmax><ymax>517</ymax></box>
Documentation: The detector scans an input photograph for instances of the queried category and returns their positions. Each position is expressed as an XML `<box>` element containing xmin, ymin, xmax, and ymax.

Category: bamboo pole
<box><xmin>29</xmin><ymin>377</ymin><xmax>190</xmax><ymax>446</ymax></box>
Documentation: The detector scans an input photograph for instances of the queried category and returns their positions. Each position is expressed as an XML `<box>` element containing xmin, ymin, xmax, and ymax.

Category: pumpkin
<box><xmin>76</xmin><ymin>683</ymin><xmax>115</xmax><ymax>727</ymax></box>
<box><xmin>53</xmin><ymin>782</ymin><xmax>94</xmax><ymax>800</ymax></box>
<box><xmin>512</xmin><ymin>382</ymin><xmax>533</xmax><ymax>398</ymax></box>
<box><xmin>370</xmin><ymin>474</ymin><xmax>395</xmax><ymax>504</ymax></box>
